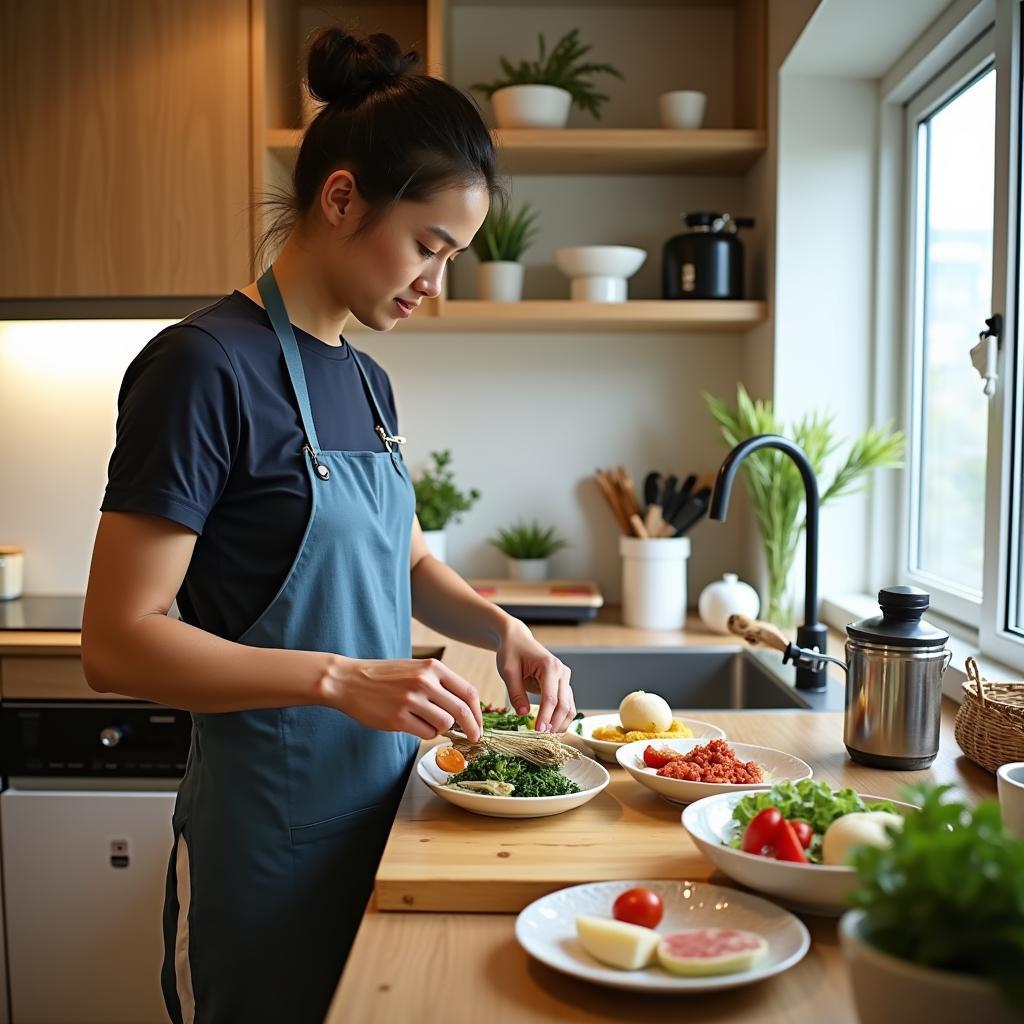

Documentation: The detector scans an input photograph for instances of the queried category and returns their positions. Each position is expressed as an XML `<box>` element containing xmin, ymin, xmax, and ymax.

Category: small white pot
<box><xmin>620</xmin><ymin>535</ymin><xmax>690</xmax><ymax>631</ymax></box>
<box><xmin>996</xmin><ymin>761</ymin><xmax>1024</xmax><ymax>839</ymax></box>
<box><xmin>657</xmin><ymin>90</ymin><xmax>707</xmax><ymax>129</ymax></box>
<box><xmin>570</xmin><ymin>276</ymin><xmax>627</xmax><ymax>302</ymax></box>
<box><xmin>839</xmin><ymin>910</ymin><xmax>1020</xmax><ymax>1024</ymax></box>
<box><xmin>421</xmin><ymin>529</ymin><xmax>447</xmax><ymax>564</ymax></box>
<box><xmin>697</xmin><ymin>573</ymin><xmax>760</xmax><ymax>634</ymax></box>
<box><xmin>476</xmin><ymin>261</ymin><xmax>525</xmax><ymax>301</ymax></box>
<box><xmin>507</xmin><ymin>557</ymin><xmax>548</xmax><ymax>582</ymax></box>
<box><xmin>491</xmin><ymin>84</ymin><xmax>572</xmax><ymax>129</ymax></box>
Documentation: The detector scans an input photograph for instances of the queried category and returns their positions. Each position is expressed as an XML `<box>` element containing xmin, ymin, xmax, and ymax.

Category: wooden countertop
<box><xmin>328</xmin><ymin>703</ymin><xmax>994</xmax><ymax>1024</ymax></box>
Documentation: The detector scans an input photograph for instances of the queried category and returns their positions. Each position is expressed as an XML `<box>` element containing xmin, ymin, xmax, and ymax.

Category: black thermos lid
<box><xmin>846</xmin><ymin>585</ymin><xmax>949</xmax><ymax>648</ymax></box>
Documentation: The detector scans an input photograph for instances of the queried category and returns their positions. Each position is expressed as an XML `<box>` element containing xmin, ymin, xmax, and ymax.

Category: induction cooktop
<box><xmin>0</xmin><ymin>595</ymin><xmax>86</xmax><ymax>631</ymax></box>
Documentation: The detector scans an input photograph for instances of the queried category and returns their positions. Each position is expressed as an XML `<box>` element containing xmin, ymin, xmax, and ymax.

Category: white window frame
<box><xmin>900</xmin><ymin>29</ymin><xmax>996</xmax><ymax>628</ymax></box>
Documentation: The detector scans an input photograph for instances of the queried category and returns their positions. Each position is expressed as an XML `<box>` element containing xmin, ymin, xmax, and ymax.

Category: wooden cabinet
<box><xmin>0</xmin><ymin>0</ymin><xmax>252</xmax><ymax>298</ymax></box>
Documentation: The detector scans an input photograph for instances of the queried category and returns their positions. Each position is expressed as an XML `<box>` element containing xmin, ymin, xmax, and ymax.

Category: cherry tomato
<box><xmin>771</xmin><ymin>820</ymin><xmax>808</xmax><ymax>862</ymax></box>
<box><xmin>612</xmin><ymin>887</ymin><xmax>664</xmax><ymax>929</ymax></box>
<box><xmin>643</xmin><ymin>745</ymin><xmax>679</xmax><ymax>769</ymax></box>
<box><xmin>435</xmin><ymin>746</ymin><xmax>466</xmax><ymax>774</ymax></box>
<box><xmin>741</xmin><ymin>807</ymin><xmax>784</xmax><ymax>855</ymax></box>
<box><xmin>788</xmin><ymin>819</ymin><xmax>814</xmax><ymax>849</ymax></box>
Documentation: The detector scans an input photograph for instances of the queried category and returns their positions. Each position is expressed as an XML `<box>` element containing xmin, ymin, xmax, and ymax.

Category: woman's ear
<box><xmin>321</xmin><ymin>169</ymin><xmax>359</xmax><ymax>227</ymax></box>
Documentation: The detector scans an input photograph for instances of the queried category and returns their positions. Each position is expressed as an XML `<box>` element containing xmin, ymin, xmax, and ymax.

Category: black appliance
<box><xmin>662</xmin><ymin>212</ymin><xmax>755</xmax><ymax>299</ymax></box>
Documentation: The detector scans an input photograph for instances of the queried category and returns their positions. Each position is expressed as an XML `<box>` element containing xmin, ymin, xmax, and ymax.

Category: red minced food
<box><xmin>654</xmin><ymin>739</ymin><xmax>764</xmax><ymax>784</ymax></box>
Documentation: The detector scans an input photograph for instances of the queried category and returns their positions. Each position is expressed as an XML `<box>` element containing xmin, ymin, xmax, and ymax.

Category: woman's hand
<box><xmin>321</xmin><ymin>656</ymin><xmax>483</xmax><ymax>742</ymax></box>
<box><xmin>496</xmin><ymin>621</ymin><xmax>576</xmax><ymax>733</ymax></box>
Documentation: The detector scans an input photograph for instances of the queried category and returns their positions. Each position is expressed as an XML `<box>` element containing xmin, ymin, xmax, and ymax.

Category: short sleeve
<box><xmin>100</xmin><ymin>325</ymin><xmax>240</xmax><ymax>534</ymax></box>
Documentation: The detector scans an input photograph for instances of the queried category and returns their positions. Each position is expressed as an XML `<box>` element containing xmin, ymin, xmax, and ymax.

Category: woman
<box><xmin>82</xmin><ymin>28</ymin><xmax>576</xmax><ymax>1024</ymax></box>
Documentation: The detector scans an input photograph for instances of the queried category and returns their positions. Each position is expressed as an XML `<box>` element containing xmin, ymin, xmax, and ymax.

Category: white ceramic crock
<box><xmin>491</xmin><ymin>84</ymin><xmax>572</xmax><ymax>129</ymax></box>
<box><xmin>619</xmin><ymin>536</ymin><xmax>690</xmax><ymax>630</ymax></box>
<box><xmin>657</xmin><ymin>90</ymin><xmax>707</xmax><ymax>129</ymax></box>
<box><xmin>698</xmin><ymin>572</ymin><xmax>760</xmax><ymax>634</ymax></box>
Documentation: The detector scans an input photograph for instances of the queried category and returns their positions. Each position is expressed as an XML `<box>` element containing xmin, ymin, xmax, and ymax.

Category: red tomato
<box><xmin>741</xmin><ymin>808</ymin><xmax>808</xmax><ymax>863</ymax></box>
<box><xmin>788</xmin><ymin>819</ymin><xmax>814</xmax><ymax>849</ymax></box>
<box><xmin>741</xmin><ymin>807</ymin><xmax>783</xmax><ymax>855</ymax></box>
<box><xmin>643</xmin><ymin>745</ymin><xmax>679</xmax><ymax>769</ymax></box>
<box><xmin>612</xmin><ymin>887</ymin><xmax>664</xmax><ymax>929</ymax></box>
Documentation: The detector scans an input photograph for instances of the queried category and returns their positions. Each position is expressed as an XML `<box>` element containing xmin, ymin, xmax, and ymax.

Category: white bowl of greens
<box><xmin>682</xmin><ymin>781</ymin><xmax>915</xmax><ymax>915</ymax></box>
<box><xmin>417</xmin><ymin>742</ymin><xmax>610</xmax><ymax>818</ymax></box>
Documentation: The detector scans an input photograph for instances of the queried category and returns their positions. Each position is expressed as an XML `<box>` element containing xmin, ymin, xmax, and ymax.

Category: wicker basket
<box><xmin>953</xmin><ymin>656</ymin><xmax>1024</xmax><ymax>773</ymax></box>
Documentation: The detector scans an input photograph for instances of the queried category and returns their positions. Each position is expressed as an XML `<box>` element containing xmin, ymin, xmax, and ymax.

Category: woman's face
<box><xmin>321</xmin><ymin>172</ymin><xmax>490</xmax><ymax>331</ymax></box>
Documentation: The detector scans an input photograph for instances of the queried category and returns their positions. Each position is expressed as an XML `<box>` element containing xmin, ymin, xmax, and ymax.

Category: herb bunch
<box><xmin>489</xmin><ymin>519</ymin><xmax>569</xmax><ymax>559</ymax></box>
<box><xmin>451</xmin><ymin>751</ymin><xmax>580</xmax><ymax>798</ymax></box>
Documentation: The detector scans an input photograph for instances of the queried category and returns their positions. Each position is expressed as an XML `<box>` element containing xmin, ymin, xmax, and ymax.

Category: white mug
<box><xmin>996</xmin><ymin>761</ymin><xmax>1024</xmax><ymax>839</ymax></box>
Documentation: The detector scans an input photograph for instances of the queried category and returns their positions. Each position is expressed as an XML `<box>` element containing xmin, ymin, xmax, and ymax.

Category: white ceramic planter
<box><xmin>620</xmin><ymin>536</ymin><xmax>690</xmax><ymax>630</ymax></box>
<box><xmin>657</xmin><ymin>90</ymin><xmax>707</xmax><ymax>129</ymax></box>
<box><xmin>421</xmin><ymin>529</ymin><xmax>446</xmax><ymax>564</ymax></box>
<box><xmin>476</xmin><ymin>261</ymin><xmax>524</xmax><ymax>301</ymax></box>
<box><xmin>490</xmin><ymin>84</ymin><xmax>572</xmax><ymax>129</ymax></box>
<box><xmin>507</xmin><ymin>557</ymin><xmax>548</xmax><ymax>582</ymax></box>
<box><xmin>698</xmin><ymin>573</ymin><xmax>760</xmax><ymax>634</ymax></box>
<box><xmin>839</xmin><ymin>910</ymin><xmax>1021</xmax><ymax>1024</ymax></box>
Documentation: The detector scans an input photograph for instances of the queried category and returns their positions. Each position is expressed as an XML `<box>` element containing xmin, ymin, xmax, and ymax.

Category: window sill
<box><xmin>821</xmin><ymin>593</ymin><xmax>1022</xmax><ymax>704</ymax></box>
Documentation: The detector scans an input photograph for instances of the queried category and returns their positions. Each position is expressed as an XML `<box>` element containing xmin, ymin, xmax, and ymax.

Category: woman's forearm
<box><xmin>410</xmin><ymin>554</ymin><xmax>525</xmax><ymax>651</ymax></box>
<box><xmin>82</xmin><ymin>612</ymin><xmax>337</xmax><ymax>713</ymax></box>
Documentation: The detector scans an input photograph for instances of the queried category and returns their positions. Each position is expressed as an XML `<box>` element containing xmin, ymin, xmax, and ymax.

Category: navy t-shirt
<box><xmin>101</xmin><ymin>290</ymin><xmax>400</xmax><ymax>642</ymax></box>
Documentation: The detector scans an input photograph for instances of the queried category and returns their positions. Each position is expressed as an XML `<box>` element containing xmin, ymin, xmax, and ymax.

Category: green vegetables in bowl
<box><xmin>448</xmin><ymin>751</ymin><xmax>580</xmax><ymax>798</ymax></box>
<box><xmin>730</xmin><ymin>779</ymin><xmax>897</xmax><ymax>864</ymax></box>
<box><xmin>480</xmin><ymin>702</ymin><xmax>535</xmax><ymax>731</ymax></box>
<box><xmin>848</xmin><ymin>784</ymin><xmax>1024</xmax><ymax>1012</ymax></box>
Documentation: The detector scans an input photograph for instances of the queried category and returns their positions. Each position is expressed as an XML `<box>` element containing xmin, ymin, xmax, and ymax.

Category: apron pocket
<box><xmin>289</xmin><ymin>803</ymin><xmax>381</xmax><ymax>846</ymax></box>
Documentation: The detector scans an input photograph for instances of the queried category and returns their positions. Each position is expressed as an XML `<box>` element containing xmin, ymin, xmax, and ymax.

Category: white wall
<box><xmin>0</xmin><ymin>318</ymin><xmax>746</xmax><ymax>602</ymax></box>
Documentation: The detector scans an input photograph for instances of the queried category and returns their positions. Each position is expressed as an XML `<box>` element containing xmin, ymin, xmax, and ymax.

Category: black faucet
<box><xmin>708</xmin><ymin>434</ymin><xmax>829</xmax><ymax>691</ymax></box>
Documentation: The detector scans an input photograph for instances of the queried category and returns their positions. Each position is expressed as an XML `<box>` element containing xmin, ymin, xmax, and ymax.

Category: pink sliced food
<box><xmin>657</xmin><ymin>928</ymin><xmax>768</xmax><ymax>977</ymax></box>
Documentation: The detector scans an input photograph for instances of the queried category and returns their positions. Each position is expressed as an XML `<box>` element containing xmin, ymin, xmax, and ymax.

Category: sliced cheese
<box><xmin>575</xmin><ymin>914</ymin><xmax>660</xmax><ymax>970</ymax></box>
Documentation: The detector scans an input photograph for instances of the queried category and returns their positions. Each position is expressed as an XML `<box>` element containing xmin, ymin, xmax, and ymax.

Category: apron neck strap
<box><xmin>257</xmin><ymin>266</ymin><xmax>322</xmax><ymax>454</ymax></box>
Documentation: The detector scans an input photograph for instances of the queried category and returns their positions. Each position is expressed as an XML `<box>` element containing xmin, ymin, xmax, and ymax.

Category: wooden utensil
<box><xmin>727</xmin><ymin>614</ymin><xmax>790</xmax><ymax>655</ymax></box>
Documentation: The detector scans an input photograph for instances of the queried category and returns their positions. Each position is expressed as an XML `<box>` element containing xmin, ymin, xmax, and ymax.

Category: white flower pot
<box><xmin>657</xmin><ymin>90</ymin><xmax>707</xmax><ymax>129</ymax></box>
<box><xmin>839</xmin><ymin>910</ymin><xmax>1021</xmax><ymax>1024</ymax></box>
<box><xmin>491</xmin><ymin>84</ymin><xmax>572</xmax><ymax>129</ymax></box>
<box><xmin>421</xmin><ymin>529</ymin><xmax>446</xmax><ymax>564</ymax></box>
<box><xmin>507</xmin><ymin>557</ymin><xmax>548</xmax><ymax>582</ymax></box>
<box><xmin>476</xmin><ymin>261</ymin><xmax>525</xmax><ymax>301</ymax></box>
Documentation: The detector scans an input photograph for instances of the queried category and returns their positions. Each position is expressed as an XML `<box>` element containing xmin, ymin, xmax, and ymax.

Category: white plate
<box><xmin>417</xmin><ymin>743</ymin><xmax>609</xmax><ymax>818</ymax></box>
<box><xmin>515</xmin><ymin>878</ymin><xmax>810</xmax><ymax>993</ymax></box>
<box><xmin>682</xmin><ymin>790</ymin><xmax>917</xmax><ymax>915</ymax></box>
<box><xmin>572</xmin><ymin>713</ymin><xmax>726</xmax><ymax>763</ymax></box>
<box><xmin>616</xmin><ymin>737</ymin><xmax>812</xmax><ymax>805</ymax></box>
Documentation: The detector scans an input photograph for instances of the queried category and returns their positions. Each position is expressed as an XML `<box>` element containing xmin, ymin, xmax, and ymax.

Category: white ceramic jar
<box><xmin>620</xmin><ymin>536</ymin><xmax>690</xmax><ymax>630</ymax></box>
<box><xmin>490</xmin><ymin>84</ymin><xmax>572</xmax><ymax>129</ymax></box>
<box><xmin>657</xmin><ymin>90</ymin><xmax>707</xmax><ymax>129</ymax></box>
<box><xmin>0</xmin><ymin>545</ymin><xmax>24</xmax><ymax>600</ymax></box>
<box><xmin>697</xmin><ymin>572</ymin><xmax>759</xmax><ymax>634</ymax></box>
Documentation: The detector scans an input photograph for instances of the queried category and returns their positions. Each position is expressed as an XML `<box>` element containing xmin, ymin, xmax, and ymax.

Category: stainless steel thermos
<box><xmin>662</xmin><ymin>212</ymin><xmax>754</xmax><ymax>299</ymax></box>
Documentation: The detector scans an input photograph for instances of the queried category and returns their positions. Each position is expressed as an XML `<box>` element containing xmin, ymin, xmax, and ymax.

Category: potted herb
<box><xmin>413</xmin><ymin>450</ymin><xmax>481</xmax><ymax>564</ymax></box>
<box><xmin>472</xmin><ymin>202</ymin><xmax>540</xmax><ymax>301</ymax></box>
<box><xmin>489</xmin><ymin>520</ymin><xmax>569</xmax><ymax>581</ymax></box>
<box><xmin>705</xmin><ymin>385</ymin><xmax>904</xmax><ymax>626</ymax></box>
<box><xmin>471</xmin><ymin>29</ymin><xmax>623</xmax><ymax>129</ymax></box>
<box><xmin>840</xmin><ymin>785</ymin><xmax>1024</xmax><ymax>1024</ymax></box>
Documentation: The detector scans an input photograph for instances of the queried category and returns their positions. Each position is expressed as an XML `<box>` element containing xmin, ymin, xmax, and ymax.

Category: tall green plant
<box><xmin>471</xmin><ymin>202</ymin><xmax>540</xmax><ymax>263</ymax></box>
<box><xmin>704</xmin><ymin>385</ymin><xmax>904</xmax><ymax>626</ymax></box>
<box><xmin>471</xmin><ymin>29</ymin><xmax>624</xmax><ymax>120</ymax></box>
<box><xmin>413</xmin><ymin>450</ymin><xmax>481</xmax><ymax>532</ymax></box>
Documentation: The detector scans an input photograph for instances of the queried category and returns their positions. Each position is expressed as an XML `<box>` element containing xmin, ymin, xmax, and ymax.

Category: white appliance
<box><xmin>1</xmin><ymin>700</ymin><xmax>190</xmax><ymax>1024</ymax></box>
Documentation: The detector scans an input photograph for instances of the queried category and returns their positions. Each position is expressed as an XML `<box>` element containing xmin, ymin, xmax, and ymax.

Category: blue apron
<box><xmin>161</xmin><ymin>267</ymin><xmax>419</xmax><ymax>1024</ymax></box>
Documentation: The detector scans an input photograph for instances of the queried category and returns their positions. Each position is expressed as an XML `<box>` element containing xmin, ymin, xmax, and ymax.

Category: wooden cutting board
<box><xmin>373</xmin><ymin>709</ymin><xmax>992</xmax><ymax>913</ymax></box>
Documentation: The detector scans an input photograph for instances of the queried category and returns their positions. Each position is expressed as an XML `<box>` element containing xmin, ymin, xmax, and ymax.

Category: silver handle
<box><xmin>99</xmin><ymin>726</ymin><xmax>123</xmax><ymax>748</ymax></box>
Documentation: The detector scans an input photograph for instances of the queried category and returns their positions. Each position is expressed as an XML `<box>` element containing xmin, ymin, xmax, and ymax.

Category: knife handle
<box><xmin>727</xmin><ymin>614</ymin><xmax>790</xmax><ymax>655</ymax></box>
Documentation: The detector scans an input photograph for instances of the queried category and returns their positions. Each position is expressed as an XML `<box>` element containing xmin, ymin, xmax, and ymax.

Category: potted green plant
<box><xmin>471</xmin><ymin>29</ymin><xmax>623</xmax><ymax>130</ymax></box>
<box><xmin>705</xmin><ymin>385</ymin><xmax>904</xmax><ymax>627</ymax></box>
<box><xmin>839</xmin><ymin>785</ymin><xmax>1024</xmax><ymax>1024</ymax></box>
<box><xmin>472</xmin><ymin>202</ymin><xmax>540</xmax><ymax>301</ymax></box>
<box><xmin>489</xmin><ymin>520</ymin><xmax>569</xmax><ymax>581</ymax></box>
<box><xmin>413</xmin><ymin>450</ymin><xmax>481</xmax><ymax>564</ymax></box>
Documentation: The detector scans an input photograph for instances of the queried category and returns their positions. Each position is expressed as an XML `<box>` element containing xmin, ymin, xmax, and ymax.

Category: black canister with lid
<box><xmin>661</xmin><ymin>212</ymin><xmax>754</xmax><ymax>299</ymax></box>
<box><xmin>843</xmin><ymin>586</ymin><xmax>951</xmax><ymax>770</ymax></box>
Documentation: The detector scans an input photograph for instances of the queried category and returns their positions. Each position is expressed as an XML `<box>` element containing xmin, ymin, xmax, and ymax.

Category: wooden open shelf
<box><xmin>267</xmin><ymin>128</ymin><xmax>766</xmax><ymax>176</ymax></box>
<box><xmin>344</xmin><ymin>299</ymin><xmax>767</xmax><ymax>333</ymax></box>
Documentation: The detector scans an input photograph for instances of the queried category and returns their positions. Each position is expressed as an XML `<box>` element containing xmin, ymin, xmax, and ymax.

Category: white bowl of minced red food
<box><xmin>615</xmin><ymin>737</ymin><xmax>812</xmax><ymax>805</ymax></box>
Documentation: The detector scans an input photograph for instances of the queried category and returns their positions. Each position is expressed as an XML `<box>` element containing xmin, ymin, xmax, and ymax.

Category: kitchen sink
<box><xmin>547</xmin><ymin>646</ymin><xmax>845</xmax><ymax>712</ymax></box>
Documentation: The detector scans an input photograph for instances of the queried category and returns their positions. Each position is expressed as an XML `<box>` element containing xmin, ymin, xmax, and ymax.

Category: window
<box><xmin>904</xmin><ymin>32</ymin><xmax>996</xmax><ymax>627</ymax></box>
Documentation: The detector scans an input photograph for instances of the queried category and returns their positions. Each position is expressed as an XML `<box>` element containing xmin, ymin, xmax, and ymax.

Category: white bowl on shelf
<box><xmin>616</xmin><ymin>737</ymin><xmax>811</xmax><ymax>805</ymax></box>
<box><xmin>554</xmin><ymin>245</ymin><xmax>647</xmax><ymax>303</ymax></box>
<box><xmin>573</xmin><ymin>713</ymin><xmax>725</xmax><ymax>763</ymax></box>
<box><xmin>682</xmin><ymin>790</ymin><xmax>917</xmax><ymax>915</ymax></box>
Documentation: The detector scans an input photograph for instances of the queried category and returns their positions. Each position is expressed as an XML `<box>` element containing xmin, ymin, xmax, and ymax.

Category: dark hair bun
<box><xmin>306</xmin><ymin>28</ymin><xmax>418</xmax><ymax>110</ymax></box>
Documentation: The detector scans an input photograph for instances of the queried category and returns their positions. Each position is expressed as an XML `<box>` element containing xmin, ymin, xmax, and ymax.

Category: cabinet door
<box><xmin>0</xmin><ymin>0</ymin><xmax>252</xmax><ymax>298</ymax></box>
